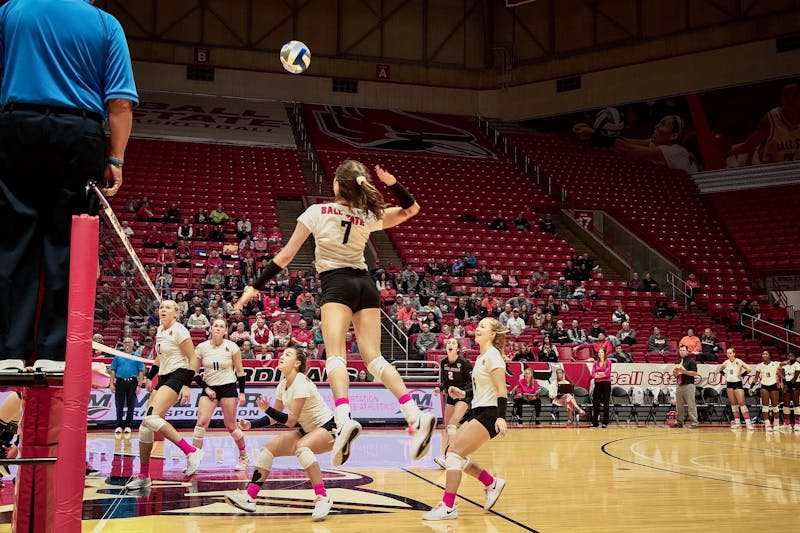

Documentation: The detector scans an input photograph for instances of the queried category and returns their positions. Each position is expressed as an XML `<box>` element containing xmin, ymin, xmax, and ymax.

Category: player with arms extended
<box><xmin>237</xmin><ymin>160</ymin><xmax>436</xmax><ymax>466</ymax></box>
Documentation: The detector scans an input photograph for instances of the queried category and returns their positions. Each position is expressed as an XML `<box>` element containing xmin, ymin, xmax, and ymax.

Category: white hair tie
<box><xmin>356</xmin><ymin>175</ymin><xmax>367</xmax><ymax>186</ymax></box>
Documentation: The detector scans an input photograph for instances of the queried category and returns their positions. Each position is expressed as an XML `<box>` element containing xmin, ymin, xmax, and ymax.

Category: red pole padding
<box><xmin>54</xmin><ymin>214</ymin><xmax>99</xmax><ymax>532</ymax></box>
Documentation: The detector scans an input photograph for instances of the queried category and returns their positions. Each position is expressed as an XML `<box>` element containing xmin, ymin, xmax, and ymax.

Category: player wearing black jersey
<box><xmin>433</xmin><ymin>338</ymin><xmax>473</xmax><ymax>469</ymax></box>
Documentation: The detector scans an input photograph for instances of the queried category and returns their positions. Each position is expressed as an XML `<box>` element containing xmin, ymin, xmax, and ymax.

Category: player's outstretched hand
<box><xmin>448</xmin><ymin>386</ymin><xmax>466</xmax><ymax>399</ymax></box>
<box><xmin>256</xmin><ymin>396</ymin><xmax>271</xmax><ymax>412</ymax></box>
<box><xmin>237</xmin><ymin>418</ymin><xmax>252</xmax><ymax>431</ymax></box>
<box><xmin>236</xmin><ymin>286</ymin><xmax>259</xmax><ymax>310</ymax></box>
<box><xmin>374</xmin><ymin>164</ymin><xmax>397</xmax><ymax>186</ymax></box>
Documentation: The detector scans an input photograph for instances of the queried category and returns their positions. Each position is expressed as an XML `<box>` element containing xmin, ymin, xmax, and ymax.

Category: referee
<box><xmin>0</xmin><ymin>0</ymin><xmax>138</xmax><ymax>371</ymax></box>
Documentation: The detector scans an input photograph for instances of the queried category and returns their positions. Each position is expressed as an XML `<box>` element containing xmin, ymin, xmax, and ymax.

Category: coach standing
<box><xmin>0</xmin><ymin>0</ymin><xmax>137</xmax><ymax>371</ymax></box>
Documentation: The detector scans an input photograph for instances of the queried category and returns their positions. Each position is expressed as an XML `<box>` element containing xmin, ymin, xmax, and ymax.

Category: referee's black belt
<box><xmin>2</xmin><ymin>103</ymin><xmax>103</xmax><ymax>123</ymax></box>
<box><xmin>116</xmin><ymin>376</ymin><xmax>138</xmax><ymax>381</ymax></box>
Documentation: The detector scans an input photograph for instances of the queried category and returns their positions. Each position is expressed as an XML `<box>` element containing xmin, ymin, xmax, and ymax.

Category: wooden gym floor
<box><xmin>0</xmin><ymin>425</ymin><xmax>798</xmax><ymax>532</ymax></box>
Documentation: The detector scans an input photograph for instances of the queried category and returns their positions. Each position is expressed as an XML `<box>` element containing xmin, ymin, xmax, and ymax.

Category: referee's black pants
<box><xmin>115</xmin><ymin>378</ymin><xmax>138</xmax><ymax>429</ymax></box>
<box><xmin>0</xmin><ymin>109</ymin><xmax>104</xmax><ymax>362</ymax></box>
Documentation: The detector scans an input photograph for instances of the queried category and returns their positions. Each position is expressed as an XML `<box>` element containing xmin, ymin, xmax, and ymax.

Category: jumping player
<box><xmin>236</xmin><ymin>161</ymin><xmax>435</xmax><ymax>466</ymax></box>
<box><xmin>126</xmin><ymin>300</ymin><xmax>203</xmax><ymax>490</ymax></box>
<box><xmin>753</xmin><ymin>350</ymin><xmax>781</xmax><ymax>432</ymax></box>
<box><xmin>719</xmin><ymin>348</ymin><xmax>753</xmax><ymax>430</ymax></box>
<box><xmin>779</xmin><ymin>351</ymin><xmax>800</xmax><ymax>431</ymax></box>
<box><xmin>433</xmin><ymin>338</ymin><xmax>473</xmax><ymax>469</ymax></box>
<box><xmin>193</xmin><ymin>318</ymin><xmax>248</xmax><ymax>470</ymax></box>
<box><xmin>423</xmin><ymin>318</ymin><xmax>508</xmax><ymax>521</ymax></box>
<box><xmin>225</xmin><ymin>348</ymin><xmax>334</xmax><ymax>521</ymax></box>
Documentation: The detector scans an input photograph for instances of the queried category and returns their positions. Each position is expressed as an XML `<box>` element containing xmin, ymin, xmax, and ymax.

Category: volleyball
<box><xmin>593</xmin><ymin>107</ymin><xmax>625</xmax><ymax>138</ymax></box>
<box><xmin>280</xmin><ymin>40</ymin><xmax>311</xmax><ymax>74</ymax></box>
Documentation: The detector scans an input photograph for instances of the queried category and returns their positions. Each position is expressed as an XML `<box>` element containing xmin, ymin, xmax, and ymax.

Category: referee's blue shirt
<box><xmin>109</xmin><ymin>353</ymin><xmax>144</xmax><ymax>380</ymax></box>
<box><xmin>0</xmin><ymin>0</ymin><xmax>138</xmax><ymax>116</ymax></box>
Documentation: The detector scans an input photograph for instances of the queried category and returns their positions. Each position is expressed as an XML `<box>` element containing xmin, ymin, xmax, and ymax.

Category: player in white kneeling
<box><xmin>225</xmin><ymin>348</ymin><xmax>334</xmax><ymax>521</ymax></box>
<box><xmin>192</xmin><ymin>318</ymin><xmax>249</xmax><ymax>470</ymax></box>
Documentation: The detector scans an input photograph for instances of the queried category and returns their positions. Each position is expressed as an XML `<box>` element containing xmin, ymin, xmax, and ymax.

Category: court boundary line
<box><xmin>402</xmin><ymin>468</ymin><xmax>541</xmax><ymax>532</ymax></box>
<box><xmin>600</xmin><ymin>435</ymin><xmax>800</xmax><ymax>493</ymax></box>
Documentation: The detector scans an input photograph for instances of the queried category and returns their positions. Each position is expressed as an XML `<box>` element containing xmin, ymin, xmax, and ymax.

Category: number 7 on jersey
<box><xmin>341</xmin><ymin>219</ymin><xmax>352</xmax><ymax>244</ymax></box>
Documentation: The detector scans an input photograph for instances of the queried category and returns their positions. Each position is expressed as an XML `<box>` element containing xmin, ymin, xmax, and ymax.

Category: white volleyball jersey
<box><xmin>276</xmin><ymin>373</ymin><xmax>333</xmax><ymax>433</ymax></box>
<box><xmin>721</xmin><ymin>358</ymin><xmax>747</xmax><ymax>383</ymax></box>
<box><xmin>783</xmin><ymin>361</ymin><xmax>800</xmax><ymax>382</ymax></box>
<box><xmin>471</xmin><ymin>347</ymin><xmax>506</xmax><ymax>409</ymax></box>
<box><xmin>756</xmin><ymin>361</ymin><xmax>780</xmax><ymax>386</ymax></box>
<box><xmin>760</xmin><ymin>107</ymin><xmax>800</xmax><ymax>163</ymax></box>
<box><xmin>155</xmin><ymin>321</ymin><xmax>192</xmax><ymax>375</ymax></box>
<box><xmin>297</xmin><ymin>202</ymin><xmax>383</xmax><ymax>273</ymax></box>
<box><xmin>196</xmin><ymin>339</ymin><xmax>239</xmax><ymax>386</ymax></box>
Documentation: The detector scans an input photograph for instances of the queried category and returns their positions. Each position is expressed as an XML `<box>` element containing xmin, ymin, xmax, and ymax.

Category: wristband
<box><xmin>389</xmin><ymin>182</ymin><xmax>415</xmax><ymax>209</ymax></box>
<box><xmin>237</xmin><ymin>375</ymin><xmax>246</xmax><ymax>395</ymax></box>
<box><xmin>194</xmin><ymin>374</ymin><xmax>208</xmax><ymax>389</ymax></box>
<box><xmin>252</xmin><ymin>259</ymin><xmax>283</xmax><ymax>291</ymax></box>
<box><xmin>497</xmin><ymin>396</ymin><xmax>508</xmax><ymax>419</ymax></box>
<box><xmin>106</xmin><ymin>156</ymin><xmax>124</xmax><ymax>168</ymax></box>
<box><xmin>265</xmin><ymin>406</ymin><xmax>288</xmax><ymax>424</ymax></box>
<box><xmin>146</xmin><ymin>365</ymin><xmax>159</xmax><ymax>380</ymax></box>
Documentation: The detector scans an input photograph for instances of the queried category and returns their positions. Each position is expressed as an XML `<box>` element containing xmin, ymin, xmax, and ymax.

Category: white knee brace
<box><xmin>142</xmin><ymin>414</ymin><xmax>166</xmax><ymax>433</ymax></box>
<box><xmin>138</xmin><ymin>426</ymin><xmax>154</xmax><ymax>444</ymax></box>
<box><xmin>230</xmin><ymin>428</ymin><xmax>244</xmax><ymax>441</ymax></box>
<box><xmin>193</xmin><ymin>426</ymin><xmax>206</xmax><ymax>440</ymax></box>
<box><xmin>367</xmin><ymin>356</ymin><xmax>391</xmax><ymax>383</ymax></box>
<box><xmin>325</xmin><ymin>356</ymin><xmax>347</xmax><ymax>374</ymax></box>
<box><xmin>444</xmin><ymin>452</ymin><xmax>469</xmax><ymax>472</ymax></box>
<box><xmin>295</xmin><ymin>446</ymin><xmax>317</xmax><ymax>470</ymax></box>
<box><xmin>255</xmin><ymin>447</ymin><xmax>274</xmax><ymax>471</ymax></box>
<box><xmin>446</xmin><ymin>424</ymin><xmax>457</xmax><ymax>438</ymax></box>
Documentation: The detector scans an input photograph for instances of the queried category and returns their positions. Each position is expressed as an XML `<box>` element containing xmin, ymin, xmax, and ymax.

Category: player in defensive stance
<box><xmin>225</xmin><ymin>348</ymin><xmax>334</xmax><ymax>521</ymax></box>
<box><xmin>779</xmin><ymin>351</ymin><xmax>800</xmax><ymax>431</ymax></box>
<box><xmin>433</xmin><ymin>338</ymin><xmax>472</xmax><ymax>469</ymax></box>
<box><xmin>237</xmin><ymin>161</ymin><xmax>435</xmax><ymax>467</ymax></box>
<box><xmin>193</xmin><ymin>318</ymin><xmax>249</xmax><ymax>470</ymax></box>
<box><xmin>126</xmin><ymin>300</ymin><xmax>203</xmax><ymax>490</ymax></box>
<box><xmin>719</xmin><ymin>348</ymin><xmax>753</xmax><ymax>430</ymax></box>
<box><xmin>753</xmin><ymin>350</ymin><xmax>781</xmax><ymax>433</ymax></box>
<box><xmin>423</xmin><ymin>318</ymin><xmax>508</xmax><ymax>521</ymax></box>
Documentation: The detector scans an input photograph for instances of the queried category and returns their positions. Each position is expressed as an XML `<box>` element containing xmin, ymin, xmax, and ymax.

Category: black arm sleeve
<box><xmin>146</xmin><ymin>365</ymin><xmax>159</xmax><ymax>380</ymax></box>
<box><xmin>497</xmin><ymin>396</ymin><xmax>508</xmax><ymax>419</ymax></box>
<box><xmin>251</xmin><ymin>259</ymin><xmax>283</xmax><ymax>291</ymax></box>
<box><xmin>248</xmin><ymin>416</ymin><xmax>272</xmax><ymax>429</ymax></box>
<box><xmin>265</xmin><ymin>406</ymin><xmax>289</xmax><ymax>424</ymax></box>
<box><xmin>438</xmin><ymin>360</ymin><xmax>446</xmax><ymax>391</ymax></box>
<box><xmin>237</xmin><ymin>375</ymin><xmax>246</xmax><ymax>395</ymax></box>
<box><xmin>389</xmin><ymin>182</ymin><xmax>416</xmax><ymax>210</ymax></box>
<box><xmin>194</xmin><ymin>374</ymin><xmax>208</xmax><ymax>388</ymax></box>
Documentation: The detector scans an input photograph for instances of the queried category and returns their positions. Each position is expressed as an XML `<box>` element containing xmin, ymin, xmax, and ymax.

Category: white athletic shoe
<box><xmin>124</xmin><ymin>427</ymin><xmax>132</xmax><ymax>437</ymax></box>
<box><xmin>782</xmin><ymin>423</ymin><xmax>792</xmax><ymax>432</ymax></box>
<box><xmin>125</xmin><ymin>475</ymin><xmax>151</xmax><ymax>490</ymax></box>
<box><xmin>331</xmin><ymin>418</ymin><xmax>362</xmax><ymax>467</ymax></box>
<box><xmin>422</xmin><ymin>502</ymin><xmax>458</xmax><ymax>521</ymax></box>
<box><xmin>745</xmin><ymin>421</ymin><xmax>755</xmax><ymax>431</ymax></box>
<box><xmin>794</xmin><ymin>424</ymin><xmax>800</xmax><ymax>433</ymax></box>
<box><xmin>115</xmin><ymin>427</ymin><xmax>123</xmax><ymax>439</ymax></box>
<box><xmin>234</xmin><ymin>452</ymin><xmax>250</xmax><ymax>471</ymax></box>
<box><xmin>766</xmin><ymin>424</ymin><xmax>774</xmax><ymax>433</ymax></box>
<box><xmin>410</xmin><ymin>413</ymin><xmax>437</xmax><ymax>461</ymax></box>
<box><xmin>312</xmin><ymin>494</ymin><xmax>333</xmax><ymax>521</ymax></box>
<box><xmin>185</xmin><ymin>448</ymin><xmax>204</xmax><ymax>476</ymax></box>
<box><xmin>730</xmin><ymin>421</ymin><xmax>740</xmax><ymax>429</ymax></box>
<box><xmin>483</xmin><ymin>477</ymin><xmax>506</xmax><ymax>511</ymax></box>
<box><xmin>433</xmin><ymin>456</ymin><xmax>446</xmax><ymax>470</ymax></box>
<box><xmin>225</xmin><ymin>490</ymin><xmax>257</xmax><ymax>512</ymax></box>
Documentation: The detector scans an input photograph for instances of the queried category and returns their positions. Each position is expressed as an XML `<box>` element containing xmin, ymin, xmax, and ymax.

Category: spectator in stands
<box><xmin>208</xmin><ymin>225</ymin><xmax>225</xmax><ymax>242</ymax></box>
<box><xmin>389</xmin><ymin>295</ymin><xmax>405</xmax><ymax>321</ymax></box>
<box><xmin>627</xmin><ymin>272</ymin><xmax>644</xmax><ymax>292</ymax></box>
<box><xmin>616</xmin><ymin>322</ymin><xmax>637</xmax><ymax>346</ymax></box>
<box><xmin>554</xmin><ymin>277</ymin><xmax>572</xmax><ymax>299</ymax></box>
<box><xmin>396</xmin><ymin>298</ymin><xmax>416</xmax><ymax>323</ymax></box>
<box><xmin>250</xmin><ymin>313</ymin><xmax>274</xmax><ymax>347</ymax></box>
<box><xmin>577</xmin><ymin>252</ymin><xmax>595</xmax><ymax>272</ymax></box>
<box><xmin>512</xmin><ymin>367</ymin><xmax>541</xmax><ymax>425</ymax></box>
<box><xmin>698</xmin><ymin>328</ymin><xmax>721</xmax><ymax>363</ymax></box>
<box><xmin>144</xmin><ymin>225</ymin><xmax>165</xmax><ymax>248</ymax></box>
<box><xmin>551</xmin><ymin>320</ymin><xmax>571</xmax><ymax>345</ymax></box>
<box><xmin>437</xmin><ymin>324</ymin><xmax>454</xmax><ymax>347</ymax></box>
<box><xmin>611</xmin><ymin>115</ymin><xmax>699</xmax><ymax>174</ymax></box>
<box><xmin>239</xmin><ymin>235</ymin><xmax>254</xmax><ymax>253</ymax></box>
<box><xmin>505</xmin><ymin>291</ymin><xmax>528</xmax><ymax>312</ymax></box>
<box><xmin>540</xmin><ymin>312</ymin><xmax>556</xmax><ymax>337</ymax></box>
<box><xmin>415</xmin><ymin>323</ymin><xmax>439</xmax><ymax>359</ymax></box>
<box><xmin>543</xmin><ymin>295</ymin><xmax>560</xmax><ymax>316</ymax></box>
<box><xmin>549</xmin><ymin>368</ymin><xmax>586</xmax><ymax>424</ymax></box>
<box><xmin>512</xmin><ymin>343</ymin><xmax>536</xmax><ymax>362</ymax></box>
<box><xmin>653</xmin><ymin>299</ymin><xmax>676</xmax><ymax>319</ymax></box>
<box><xmin>425</xmin><ymin>258</ymin><xmax>442</xmax><ymax>277</ymax></box>
<box><xmin>435</xmin><ymin>292</ymin><xmax>451</xmax><ymax>314</ymax></box>
<box><xmin>451</xmin><ymin>318</ymin><xmax>466</xmax><ymax>339</ymax></box>
<box><xmin>497</xmin><ymin>303</ymin><xmax>514</xmax><ymax>327</ymax></box>
<box><xmin>205</xmin><ymin>250</ymin><xmax>223</xmax><ymax>269</ymax></box>
<box><xmin>155</xmin><ymin>275</ymin><xmax>172</xmax><ymax>299</ymax></box>
<box><xmin>267</xmin><ymin>225</ymin><xmax>282</xmax><ymax>244</ymax></box>
<box><xmin>642</xmin><ymin>272</ymin><xmax>660</xmax><ymax>292</ymax></box>
<box><xmin>611</xmin><ymin>304</ymin><xmax>629</xmax><ymax>324</ymax></box>
<box><xmin>375</xmin><ymin>272</ymin><xmax>389</xmax><ymax>291</ymax></box>
<box><xmin>514</xmin><ymin>211</ymin><xmax>530</xmax><ymax>232</ymax></box>
<box><xmin>226</xmin><ymin>302</ymin><xmax>244</xmax><ymax>324</ymax></box>
<box><xmin>540</xmin><ymin>213</ymin><xmax>556</xmax><ymax>235</ymax></box>
<box><xmin>135</xmin><ymin>201</ymin><xmax>155</xmax><ymax>221</ymax></box>
<box><xmin>229</xmin><ymin>322</ymin><xmax>251</xmax><ymax>346</ymax></box>
<box><xmin>208</xmin><ymin>203</ymin><xmax>229</xmax><ymax>225</ymax></box>
<box><xmin>572</xmin><ymin>280</ymin><xmax>588</xmax><ymax>301</ymax></box>
<box><xmin>194</xmin><ymin>222</ymin><xmax>208</xmax><ymax>241</ymax></box>
<box><xmin>206</xmin><ymin>299</ymin><xmax>225</xmax><ymax>321</ymax></box>
<box><xmin>186</xmin><ymin>306</ymin><xmax>210</xmax><ymax>333</ymax></box>
<box><xmin>119</xmin><ymin>220</ymin><xmax>134</xmax><ymax>239</ymax></box>
<box><xmin>379</xmin><ymin>280</ymin><xmax>397</xmax><ymax>307</ymax></box>
<box><xmin>401</xmin><ymin>264</ymin><xmax>419</xmax><ymax>292</ymax></box>
<box><xmin>278</xmin><ymin>287</ymin><xmax>296</xmax><ymax>310</ymax></box>
<box><xmin>679</xmin><ymin>328</ymin><xmax>702</xmax><ymax>356</ymax></box>
<box><xmin>507</xmin><ymin>309</ymin><xmax>526</xmax><ymax>337</ymax></box>
<box><xmin>178</xmin><ymin>218</ymin><xmax>193</xmax><ymax>240</ymax></box>
<box><xmin>125</xmin><ymin>198</ymin><xmax>140</xmax><ymax>213</ymax></box>
<box><xmin>537</xmin><ymin>336</ymin><xmax>559</xmax><ymax>362</ymax></box>
<box><xmin>422</xmin><ymin>311</ymin><xmax>441</xmax><ymax>334</ymax></box>
<box><xmin>530</xmin><ymin>264</ymin><xmax>551</xmax><ymax>293</ymax></box>
<box><xmin>684</xmin><ymin>273</ymin><xmax>701</xmax><ymax>305</ymax></box>
<box><xmin>489</xmin><ymin>267</ymin><xmax>505</xmax><ymax>287</ymax></box>
<box><xmin>194</xmin><ymin>207</ymin><xmax>207</xmax><ymax>224</ymax></box>
<box><xmin>528</xmin><ymin>306</ymin><xmax>544</xmax><ymax>329</ymax></box>
<box><xmin>465</xmin><ymin>294</ymin><xmax>482</xmax><ymax>319</ymax></box>
<box><xmin>298</xmin><ymin>293</ymin><xmax>318</xmax><ymax>322</ymax></box>
<box><xmin>165</xmin><ymin>203</ymin><xmax>180</xmax><ymax>223</ymax></box>
<box><xmin>240</xmin><ymin>340</ymin><xmax>256</xmax><ymax>360</ymax></box>
<box><xmin>593</xmin><ymin>332</ymin><xmax>614</xmax><ymax>357</ymax></box>
<box><xmin>563</xmin><ymin>261</ymin><xmax>581</xmax><ymax>282</ymax></box>
<box><xmin>610</xmin><ymin>344</ymin><xmax>633</xmax><ymax>364</ymax></box>
<box><xmin>421</xmin><ymin>297</ymin><xmax>443</xmax><ymax>320</ymax></box>
<box><xmin>647</xmin><ymin>327</ymin><xmax>669</xmax><ymax>353</ymax></box>
<box><xmin>436</xmin><ymin>273</ymin><xmax>453</xmax><ymax>295</ymax></box>
<box><xmin>291</xmin><ymin>319</ymin><xmax>313</xmax><ymax>348</ymax></box>
<box><xmin>489</xmin><ymin>211</ymin><xmax>508</xmax><ymax>231</ymax></box>
<box><xmin>204</xmin><ymin>267</ymin><xmax>225</xmax><ymax>289</ymax></box>
<box><xmin>237</xmin><ymin>216</ymin><xmax>252</xmax><ymax>240</ymax></box>
<box><xmin>271</xmin><ymin>312</ymin><xmax>293</xmax><ymax>347</ymax></box>
<box><xmin>490</xmin><ymin>301</ymin><xmax>503</xmax><ymax>320</ymax></box>
<box><xmin>568</xmin><ymin>319</ymin><xmax>587</xmax><ymax>345</ymax></box>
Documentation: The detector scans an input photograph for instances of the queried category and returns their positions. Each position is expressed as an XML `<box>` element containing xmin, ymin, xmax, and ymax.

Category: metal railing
<box><xmin>380</xmin><ymin>308</ymin><xmax>409</xmax><ymax>361</ymax></box>
<box><xmin>741</xmin><ymin>313</ymin><xmax>800</xmax><ymax>352</ymax></box>
<box><xmin>666</xmin><ymin>272</ymin><xmax>692</xmax><ymax>309</ymax></box>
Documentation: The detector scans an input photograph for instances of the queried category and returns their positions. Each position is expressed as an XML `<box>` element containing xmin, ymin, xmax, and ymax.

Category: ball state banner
<box><xmin>303</xmin><ymin>104</ymin><xmax>496</xmax><ymax>158</ymax></box>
